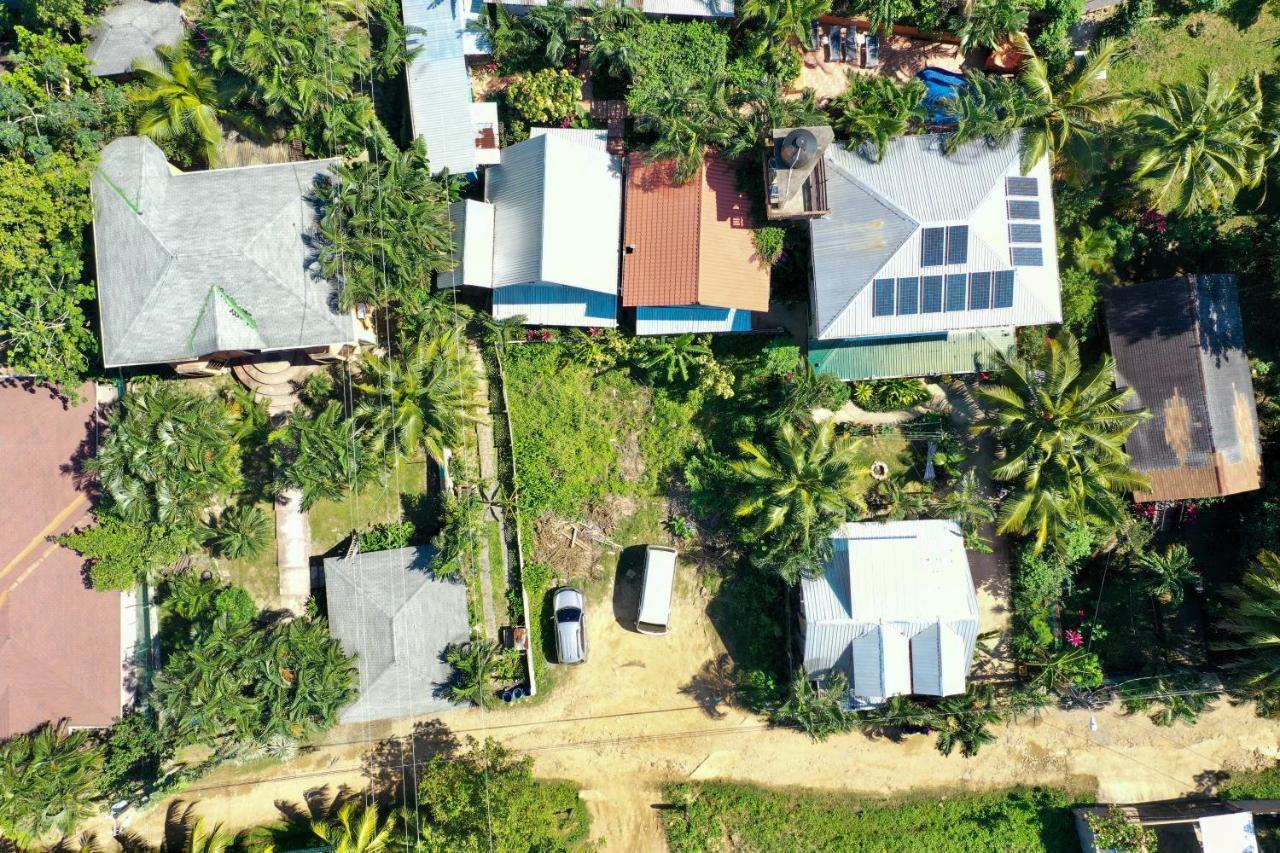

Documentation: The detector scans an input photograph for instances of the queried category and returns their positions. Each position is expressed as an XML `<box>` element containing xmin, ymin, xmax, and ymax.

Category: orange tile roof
<box><xmin>622</xmin><ymin>153</ymin><xmax>770</xmax><ymax>312</ymax></box>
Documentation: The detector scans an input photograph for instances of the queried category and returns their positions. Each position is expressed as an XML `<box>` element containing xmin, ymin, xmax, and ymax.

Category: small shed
<box><xmin>323</xmin><ymin>546</ymin><xmax>471</xmax><ymax>724</ymax></box>
<box><xmin>1105</xmin><ymin>274</ymin><xmax>1263</xmax><ymax>503</ymax></box>
<box><xmin>86</xmin><ymin>0</ymin><xmax>184</xmax><ymax>78</ymax></box>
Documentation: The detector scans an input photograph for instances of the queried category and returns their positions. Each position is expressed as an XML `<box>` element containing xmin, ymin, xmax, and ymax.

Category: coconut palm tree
<box><xmin>131</xmin><ymin>41</ymin><xmax>227</xmax><ymax>166</ymax></box>
<box><xmin>312</xmin><ymin>802</ymin><xmax>397</xmax><ymax>853</ymax></box>
<box><xmin>355</xmin><ymin>329</ymin><xmax>486</xmax><ymax>465</ymax></box>
<box><xmin>583</xmin><ymin>1</ymin><xmax>643</xmax><ymax>79</ymax></box>
<box><xmin>181</xmin><ymin>817</ymin><xmax>235</xmax><ymax>853</ymax></box>
<box><xmin>957</xmin><ymin>0</ymin><xmax>1027</xmax><ymax>53</ymax></box>
<box><xmin>768</xmin><ymin>670</ymin><xmax>855</xmax><ymax>741</ymax></box>
<box><xmin>1129</xmin><ymin>70</ymin><xmax>1270</xmax><ymax>216</ymax></box>
<box><xmin>970</xmin><ymin>333</ymin><xmax>1150</xmax><ymax>553</ymax></box>
<box><xmin>931</xmin><ymin>468</ymin><xmax>996</xmax><ymax>548</ymax></box>
<box><xmin>637</xmin><ymin>333</ymin><xmax>712</xmax><ymax>383</ymax></box>
<box><xmin>445</xmin><ymin>641</ymin><xmax>503</xmax><ymax>708</ymax></box>
<box><xmin>1214</xmin><ymin>551</ymin><xmax>1280</xmax><ymax>693</ymax></box>
<box><xmin>832</xmin><ymin>75</ymin><xmax>927</xmax><ymax>162</ymax></box>
<box><xmin>1133</xmin><ymin>543</ymin><xmax>1197</xmax><ymax>606</ymax></box>
<box><xmin>942</xmin><ymin>70</ymin><xmax>1026</xmax><ymax>154</ymax></box>
<box><xmin>1014</xmin><ymin>34</ymin><xmax>1121</xmax><ymax>173</ymax></box>
<box><xmin>732</xmin><ymin>419</ymin><xmax>867</xmax><ymax>559</ymax></box>
<box><xmin>634</xmin><ymin>79</ymin><xmax>733</xmax><ymax>184</ymax></box>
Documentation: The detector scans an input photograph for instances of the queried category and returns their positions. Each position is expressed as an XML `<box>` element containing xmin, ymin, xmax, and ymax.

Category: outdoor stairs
<box><xmin>232</xmin><ymin>355</ymin><xmax>319</xmax><ymax>416</ymax></box>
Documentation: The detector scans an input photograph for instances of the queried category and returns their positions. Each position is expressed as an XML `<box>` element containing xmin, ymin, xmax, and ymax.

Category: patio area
<box><xmin>797</xmin><ymin>16</ymin><xmax>965</xmax><ymax>98</ymax></box>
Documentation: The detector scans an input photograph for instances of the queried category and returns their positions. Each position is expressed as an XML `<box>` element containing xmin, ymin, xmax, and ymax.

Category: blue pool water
<box><xmin>916</xmin><ymin>67</ymin><xmax>968</xmax><ymax>125</ymax></box>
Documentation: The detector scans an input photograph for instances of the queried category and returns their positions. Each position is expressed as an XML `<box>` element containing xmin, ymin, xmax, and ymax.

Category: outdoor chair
<box><xmin>829</xmin><ymin>26</ymin><xmax>843</xmax><ymax>62</ymax></box>
<box><xmin>810</xmin><ymin>19</ymin><xmax>821</xmax><ymax>51</ymax></box>
<box><xmin>865</xmin><ymin>33</ymin><xmax>881</xmax><ymax>68</ymax></box>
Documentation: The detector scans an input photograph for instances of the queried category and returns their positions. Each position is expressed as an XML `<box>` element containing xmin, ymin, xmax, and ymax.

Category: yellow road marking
<box><xmin>0</xmin><ymin>541</ymin><xmax>63</xmax><ymax>611</ymax></box>
<box><xmin>0</xmin><ymin>493</ymin><xmax>88</xmax><ymax>583</ymax></box>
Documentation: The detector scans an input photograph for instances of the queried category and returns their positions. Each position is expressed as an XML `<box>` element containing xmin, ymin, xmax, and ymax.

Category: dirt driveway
<box><xmin>116</xmin><ymin>551</ymin><xmax>1280</xmax><ymax>852</ymax></box>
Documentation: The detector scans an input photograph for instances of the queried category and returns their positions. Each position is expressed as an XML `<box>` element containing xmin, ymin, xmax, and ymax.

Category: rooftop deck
<box><xmin>797</xmin><ymin>17</ymin><xmax>965</xmax><ymax>98</ymax></box>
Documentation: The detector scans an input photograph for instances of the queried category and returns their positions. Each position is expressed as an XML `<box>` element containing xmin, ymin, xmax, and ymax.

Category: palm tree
<box><xmin>931</xmin><ymin>468</ymin><xmax>996</xmax><ymax>548</ymax></box>
<box><xmin>520</xmin><ymin>1</ymin><xmax>584</xmax><ymax>68</ymax></box>
<box><xmin>732</xmin><ymin>419</ymin><xmax>867</xmax><ymax>559</ymax></box>
<box><xmin>1129</xmin><ymin>70</ymin><xmax>1270</xmax><ymax>216</ymax></box>
<box><xmin>738</xmin><ymin>0</ymin><xmax>831</xmax><ymax>64</ymax></box>
<box><xmin>1214</xmin><ymin>551</ymin><xmax>1280</xmax><ymax>693</ymax></box>
<box><xmin>971</xmin><ymin>333</ymin><xmax>1150</xmax><ymax>553</ymax></box>
<box><xmin>957</xmin><ymin>0</ymin><xmax>1028</xmax><ymax>53</ymax></box>
<box><xmin>0</xmin><ymin>720</ymin><xmax>103</xmax><ymax>840</ymax></box>
<box><xmin>312</xmin><ymin>802</ymin><xmax>397</xmax><ymax>853</ymax></box>
<box><xmin>583</xmin><ymin>1</ymin><xmax>643</xmax><ymax>79</ymax></box>
<box><xmin>1133</xmin><ymin>543</ymin><xmax>1197</xmax><ymax>606</ymax></box>
<box><xmin>832</xmin><ymin>75</ymin><xmax>927</xmax><ymax>162</ymax></box>
<box><xmin>634</xmin><ymin>80</ymin><xmax>733</xmax><ymax>184</ymax></box>
<box><xmin>131</xmin><ymin>41</ymin><xmax>227</xmax><ymax>166</ymax></box>
<box><xmin>211</xmin><ymin>504</ymin><xmax>272</xmax><ymax>560</ymax></box>
<box><xmin>943</xmin><ymin>70</ymin><xmax>1026</xmax><ymax>154</ymax></box>
<box><xmin>355</xmin><ymin>329</ymin><xmax>486</xmax><ymax>465</ymax></box>
<box><xmin>182</xmin><ymin>817</ymin><xmax>235</xmax><ymax>853</ymax></box>
<box><xmin>269</xmin><ymin>400</ymin><xmax>386</xmax><ymax>510</ymax></box>
<box><xmin>931</xmin><ymin>688</ymin><xmax>1000</xmax><ymax>757</ymax></box>
<box><xmin>856</xmin><ymin>0</ymin><xmax>913</xmax><ymax>34</ymax></box>
<box><xmin>768</xmin><ymin>670</ymin><xmax>855</xmax><ymax>741</ymax></box>
<box><xmin>445</xmin><ymin>641</ymin><xmax>503</xmax><ymax>708</ymax></box>
<box><xmin>637</xmin><ymin>333</ymin><xmax>712</xmax><ymax>383</ymax></box>
<box><xmin>1014</xmin><ymin>34</ymin><xmax>1120</xmax><ymax>173</ymax></box>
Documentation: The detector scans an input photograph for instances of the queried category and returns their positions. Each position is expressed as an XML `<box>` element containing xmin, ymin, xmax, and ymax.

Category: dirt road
<box><xmin>115</xmin><ymin>563</ymin><xmax>1280</xmax><ymax>852</ymax></box>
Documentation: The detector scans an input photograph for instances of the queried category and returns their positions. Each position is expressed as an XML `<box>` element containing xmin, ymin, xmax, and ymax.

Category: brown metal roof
<box><xmin>621</xmin><ymin>153</ymin><xmax>770</xmax><ymax>312</ymax></box>
<box><xmin>0</xmin><ymin>383</ymin><xmax>123</xmax><ymax>737</ymax></box>
<box><xmin>1105</xmin><ymin>275</ymin><xmax>1263</xmax><ymax>503</ymax></box>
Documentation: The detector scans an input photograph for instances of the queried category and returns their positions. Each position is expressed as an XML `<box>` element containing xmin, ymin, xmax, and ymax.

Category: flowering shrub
<box><xmin>506</xmin><ymin>68</ymin><xmax>582</xmax><ymax>125</ymax></box>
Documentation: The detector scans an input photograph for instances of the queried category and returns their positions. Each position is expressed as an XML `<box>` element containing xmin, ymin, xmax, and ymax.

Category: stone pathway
<box><xmin>231</xmin><ymin>355</ymin><xmax>319</xmax><ymax>416</ymax></box>
<box><xmin>817</xmin><ymin>381</ymin><xmax>950</xmax><ymax>426</ymax></box>
<box><xmin>275</xmin><ymin>486</ymin><xmax>312</xmax><ymax>615</ymax></box>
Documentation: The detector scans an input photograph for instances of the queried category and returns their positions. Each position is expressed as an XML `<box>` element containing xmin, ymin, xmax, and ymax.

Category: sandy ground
<box><xmin>110</xmin><ymin>557</ymin><xmax>1280</xmax><ymax>852</ymax></box>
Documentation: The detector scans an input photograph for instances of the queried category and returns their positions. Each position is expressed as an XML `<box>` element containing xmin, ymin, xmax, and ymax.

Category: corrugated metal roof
<box><xmin>808</xmin><ymin>327</ymin><xmax>1015</xmax><ymax>380</ymax></box>
<box><xmin>1106</xmin><ymin>275</ymin><xmax>1263</xmax><ymax>502</ymax></box>
<box><xmin>486</xmin><ymin>129</ymin><xmax>621</xmax><ymax>327</ymax></box>
<box><xmin>635</xmin><ymin>306</ymin><xmax>752</xmax><ymax>335</ymax></box>
<box><xmin>801</xmin><ymin>521</ymin><xmax>978</xmax><ymax>703</ymax></box>
<box><xmin>403</xmin><ymin>0</ymin><xmax>478</xmax><ymax>175</ymax></box>
<box><xmin>441</xmin><ymin>200</ymin><xmax>493</xmax><ymax>289</ymax></box>
<box><xmin>810</xmin><ymin>132</ymin><xmax>1061</xmax><ymax>341</ymax></box>
<box><xmin>503</xmin><ymin>0</ymin><xmax>733</xmax><ymax>15</ymax></box>
<box><xmin>323</xmin><ymin>546</ymin><xmax>471</xmax><ymax>724</ymax></box>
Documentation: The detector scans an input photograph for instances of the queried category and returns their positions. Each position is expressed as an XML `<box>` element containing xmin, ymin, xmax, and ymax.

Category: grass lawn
<box><xmin>662</xmin><ymin>781</ymin><xmax>1083</xmax><ymax>853</ymax></box>
<box><xmin>1109</xmin><ymin>8</ymin><xmax>1280</xmax><ymax>94</ymax></box>
<box><xmin>308</xmin><ymin>456</ymin><xmax>428</xmax><ymax>555</ymax></box>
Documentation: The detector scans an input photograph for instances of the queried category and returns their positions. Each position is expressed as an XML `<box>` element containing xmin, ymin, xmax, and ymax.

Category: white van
<box><xmin>636</xmin><ymin>546</ymin><xmax>678</xmax><ymax>635</ymax></box>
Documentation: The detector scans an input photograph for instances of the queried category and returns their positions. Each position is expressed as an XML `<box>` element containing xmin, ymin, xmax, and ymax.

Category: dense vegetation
<box><xmin>662</xmin><ymin>782</ymin><xmax>1081</xmax><ymax>852</ymax></box>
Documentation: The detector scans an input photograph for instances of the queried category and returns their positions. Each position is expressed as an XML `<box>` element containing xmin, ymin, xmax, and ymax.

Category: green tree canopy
<box><xmin>1215</xmin><ymin>551</ymin><xmax>1280</xmax><ymax>695</ymax></box>
<box><xmin>0</xmin><ymin>720</ymin><xmax>104</xmax><ymax>840</ymax></box>
<box><xmin>270</xmin><ymin>400</ymin><xmax>386</xmax><ymax>510</ymax></box>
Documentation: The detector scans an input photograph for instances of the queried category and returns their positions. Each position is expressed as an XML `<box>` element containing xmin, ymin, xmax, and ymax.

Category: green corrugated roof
<box><xmin>809</xmin><ymin>328</ymin><xmax>1016</xmax><ymax>380</ymax></box>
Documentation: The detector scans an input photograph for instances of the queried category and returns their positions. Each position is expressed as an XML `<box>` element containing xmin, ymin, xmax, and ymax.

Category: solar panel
<box><xmin>968</xmin><ymin>272</ymin><xmax>992</xmax><ymax>310</ymax></box>
<box><xmin>897</xmin><ymin>277</ymin><xmax>920</xmax><ymax>315</ymax></box>
<box><xmin>993</xmin><ymin>270</ymin><xmax>1015</xmax><ymax>308</ymax></box>
<box><xmin>946</xmin><ymin>225</ymin><xmax>969</xmax><ymax>264</ymax></box>
<box><xmin>920</xmin><ymin>228</ymin><xmax>946</xmax><ymax>267</ymax></box>
<box><xmin>1007</xmin><ymin>200</ymin><xmax>1040</xmax><ymax>220</ymax></box>
<box><xmin>873</xmin><ymin>278</ymin><xmax>895</xmax><ymax>316</ymax></box>
<box><xmin>1006</xmin><ymin>177</ymin><xmax>1038</xmax><ymax>197</ymax></box>
<box><xmin>1011</xmin><ymin>247</ymin><xmax>1044</xmax><ymax>267</ymax></box>
<box><xmin>1009</xmin><ymin>223</ymin><xmax>1041</xmax><ymax>244</ymax></box>
<box><xmin>945</xmin><ymin>274</ymin><xmax>967</xmax><ymax>311</ymax></box>
<box><xmin>921</xmin><ymin>276</ymin><xmax>944</xmax><ymax>313</ymax></box>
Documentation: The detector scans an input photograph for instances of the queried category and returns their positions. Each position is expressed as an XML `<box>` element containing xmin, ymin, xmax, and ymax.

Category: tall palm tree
<box><xmin>971</xmin><ymin>333</ymin><xmax>1150</xmax><ymax>553</ymax></box>
<box><xmin>445</xmin><ymin>641</ymin><xmax>503</xmax><ymax>708</ymax></box>
<box><xmin>1014</xmin><ymin>34</ymin><xmax>1120</xmax><ymax>173</ymax></box>
<box><xmin>355</xmin><ymin>329</ymin><xmax>486</xmax><ymax>465</ymax></box>
<box><xmin>1129</xmin><ymin>70</ymin><xmax>1270</xmax><ymax>216</ymax></box>
<box><xmin>312</xmin><ymin>802</ymin><xmax>397</xmax><ymax>853</ymax></box>
<box><xmin>1214</xmin><ymin>551</ymin><xmax>1280</xmax><ymax>694</ymax></box>
<box><xmin>182</xmin><ymin>817</ymin><xmax>235</xmax><ymax>853</ymax></box>
<box><xmin>131</xmin><ymin>41</ymin><xmax>226</xmax><ymax>166</ymax></box>
<box><xmin>943</xmin><ymin>70</ymin><xmax>1026</xmax><ymax>154</ymax></box>
<box><xmin>583</xmin><ymin>1</ymin><xmax>643</xmax><ymax>79</ymax></box>
<box><xmin>732</xmin><ymin>419</ymin><xmax>867</xmax><ymax>560</ymax></box>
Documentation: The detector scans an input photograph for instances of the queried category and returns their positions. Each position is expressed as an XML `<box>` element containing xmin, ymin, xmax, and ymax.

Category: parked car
<box><xmin>552</xmin><ymin>586</ymin><xmax>587</xmax><ymax>664</ymax></box>
<box><xmin>636</xmin><ymin>546</ymin><xmax>677</xmax><ymax>635</ymax></box>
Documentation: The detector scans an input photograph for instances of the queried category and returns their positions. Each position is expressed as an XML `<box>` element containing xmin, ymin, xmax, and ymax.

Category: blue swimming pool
<box><xmin>916</xmin><ymin>66</ymin><xmax>968</xmax><ymax>126</ymax></box>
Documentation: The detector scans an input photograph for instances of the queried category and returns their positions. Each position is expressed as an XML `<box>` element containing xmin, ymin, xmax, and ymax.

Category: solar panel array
<box><xmin>875</xmin><ymin>271</ymin><xmax>1016</xmax><ymax>316</ymax></box>
<box><xmin>1006</xmin><ymin>177</ymin><xmax>1045</xmax><ymax>267</ymax></box>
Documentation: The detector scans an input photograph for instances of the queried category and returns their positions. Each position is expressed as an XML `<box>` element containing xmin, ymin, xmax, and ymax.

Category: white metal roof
<box><xmin>1199</xmin><ymin>813</ymin><xmax>1259</xmax><ymax>853</ymax></box>
<box><xmin>403</xmin><ymin>0</ymin><xmax>478</xmax><ymax>175</ymax></box>
<box><xmin>801</xmin><ymin>520</ymin><xmax>979</xmax><ymax>703</ymax></box>
<box><xmin>442</xmin><ymin>200</ymin><xmax>494</xmax><ymax>289</ymax></box>
<box><xmin>810</xmin><ymin>132</ymin><xmax>1061</xmax><ymax>341</ymax></box>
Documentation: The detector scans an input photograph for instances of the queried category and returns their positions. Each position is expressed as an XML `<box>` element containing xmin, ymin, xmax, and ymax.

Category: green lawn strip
<box><xmin>307</xmin><ymin>456</ymin><xmax>427</xmax><ymax>555</ymax></box>
<box><xmin>1109</xmin><ymin>9</ymin><xmax>1280</xmax><ymax>94</ymax></box>
<box><xmin>661</xmin><ymin>781</ymin><xmax>1084</xmax><ymax>853</ymax></box>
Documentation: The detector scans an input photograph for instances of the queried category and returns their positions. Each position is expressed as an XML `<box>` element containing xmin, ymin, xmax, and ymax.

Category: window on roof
<box><xmin>993</xmin><ymin>270</ymin><xmax>1015</xmax><ymax>308</ymax></box>
<box><xmin>921</xmin><ymin>228</ymin><xmax>946</xmax><ymax>267</ymax></box>
<box><xmin>897</xmin><ymin>277</ymin><xmax>920</xmax><ymax>315</ymax></box>
<box><xmin>873</xmin><ymin>278</ymin><xmax>895</xmax><ymax>316</ymax></box>
<box><xmin>945</xmin><ymin>274</ymin><xmax>967</xmax><ymax>311</ymax></box>
<box><xmin>1007</xmin><ymin>200</ymin><xmax>1040</xmax><ymax>220</ymax></box>
<box><xmin>1006</xmin><ymin>177</ymin><xmax>1038</xmax><ymax>196</ymax></box>
<box><xmin>921</xmin><ymin>276</ymin><xmax>943</xmax><ymax>313</ymax></box>
<box><xmin>1011</xmin><ymin>247</ymin><xmax>1044</xmax><ymax>267</ymax></box>
<box><xmin>946</xmin><ymin>225</ymin><xmax>968</xmax><ymax>265</ymax></box>
<box><xmin>968</xmin><ymin>272</ymin><xmax>992</xmax><ymax>310</ymax></box>
<box><xmin>1009</xmin><ymin>223</ymin><xmax>1041</xmax><ymax>244</ymax></box>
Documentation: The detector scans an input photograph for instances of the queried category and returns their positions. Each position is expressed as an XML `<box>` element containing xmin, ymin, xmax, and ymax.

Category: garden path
<box><xmin>274</xmin><ymin>486</ymin><xmax>312</xmax><ymax>615</ymax></box>
<box><xmin>471</xmin><ymin>346</ymin><xmax>504</xmax><ymax>642</ymax></box>
<box><xmin>819</xmin><ymin>381</ymin><xmax>949</xmax><ymax>426</ymax></box>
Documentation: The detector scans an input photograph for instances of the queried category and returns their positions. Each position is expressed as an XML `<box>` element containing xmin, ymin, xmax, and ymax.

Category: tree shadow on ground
<box><xmin>611</xmin><ymin>545</ymin><xmax>646</xmax><ymax>631</ymax></box>
<box><xmin>1223</xmin><ymin>0</ymin><xmax>1266</xmax><ymax>29</ymax></box>
<box><xmin>362</xmin><ymin>719</ymin><xmax>460</xmax><ymax>808</ymax></box>
<box><xmin>679</xmin><ymin>653</ymin><xmax>734</xmax><ymax>719</ymax></box>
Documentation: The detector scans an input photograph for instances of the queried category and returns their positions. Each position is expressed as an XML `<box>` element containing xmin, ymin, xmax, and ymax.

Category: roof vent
<box><xmin>780</xmin><ymin>129</ymin><xmax>818</xmax><ymax>169</ymax></box>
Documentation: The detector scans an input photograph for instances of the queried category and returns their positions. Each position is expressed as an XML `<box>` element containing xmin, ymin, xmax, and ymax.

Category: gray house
<box><xmin>86</xmin><ymin>0</ymin><xmax>184</xmax><ymax>78</ymax></box>
<box><xmin>801</xmin><ymin>520</ymin><xmax>979</xmax><ymax>706</ymax></box>
<box><xmin>91</xmin><ymin>136</ymin><xmax>372</xmax><ymax>374</ymax></box>
<box><xmin>324</xmin><ymin>546</ymin><xmax>471</xmax><ymax>725</ymax></box>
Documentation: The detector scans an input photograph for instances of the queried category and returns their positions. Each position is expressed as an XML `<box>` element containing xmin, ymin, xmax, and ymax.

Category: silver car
<box><xmin>552</xmin><ymin>586</ymin><xmax>587</xmax><ymax>664</ymax></box>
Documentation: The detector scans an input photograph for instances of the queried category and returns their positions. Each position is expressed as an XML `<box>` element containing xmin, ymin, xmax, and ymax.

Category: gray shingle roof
<box><xmin>91</xmin><ymin>137</ymin><xmax>361</xmax><ymax>368</ymax></box>
<box><xmin>87</xmin><ymin>0</ymin><xmax>184</xmax><ymax>77</ymax></box>
<box><xmin>323</xmin><ymin>546</ymin><xmax>472</xmax><ymax>725</ymax></box>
